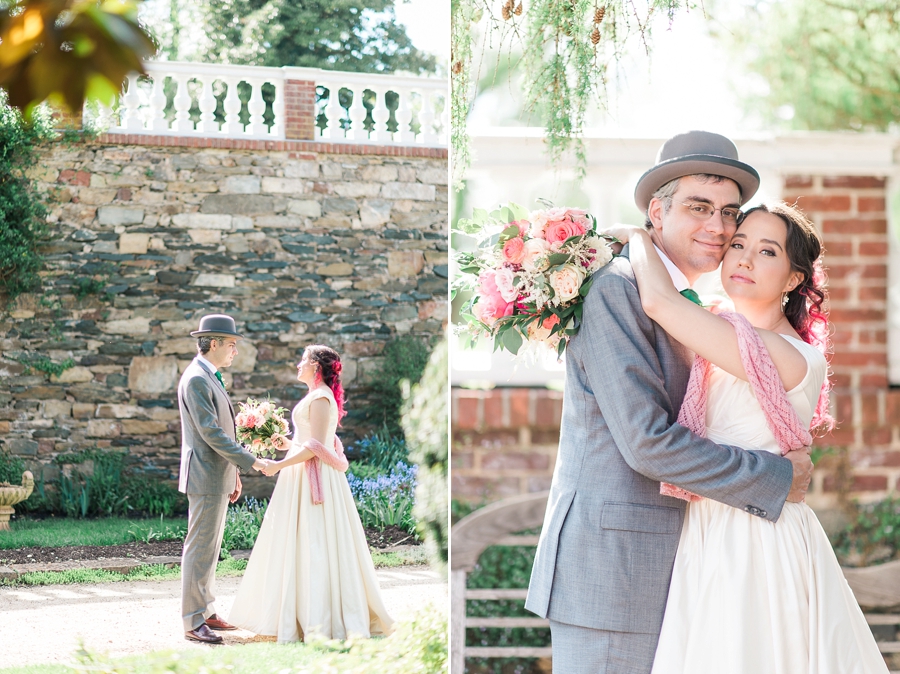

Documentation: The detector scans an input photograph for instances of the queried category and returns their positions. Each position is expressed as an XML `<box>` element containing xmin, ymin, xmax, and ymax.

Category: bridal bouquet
<box><xmin>452</xmin><ymin>202</ymin><xmax>615</xmax><ymax>357</ymax></box>
<box><xmin>235</xmin><ymin>397</ymin><xmax>291</xmax><ymax>459</ymax></box>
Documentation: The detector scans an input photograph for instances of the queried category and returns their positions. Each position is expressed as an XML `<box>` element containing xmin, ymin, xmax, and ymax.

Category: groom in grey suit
<box><xmin>525</xmin><ymin>131</ymin><xmax>814</xmax><ymax>673</ymax></box>
<box><xmin>177</xmin><ymin>314</ymin><xmax>266</xmax><ymax>644</ymax></box>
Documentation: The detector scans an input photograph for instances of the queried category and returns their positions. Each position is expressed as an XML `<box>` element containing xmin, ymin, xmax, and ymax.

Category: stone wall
<box><xmin>0</xmin><ymin>137</ymin><xmax>448</xmax><ymax>498</ymax></box>
<box><xmin>451</xmin><ymin>175</ymin><xmax>899</xmax><ymax>516</ymax></box>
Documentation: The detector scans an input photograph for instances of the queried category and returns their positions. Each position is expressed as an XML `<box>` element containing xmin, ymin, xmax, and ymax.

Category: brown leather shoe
<box><xmin>185</xmin><ymin>623</ymin><xmax>224</xmax><ymax>644</ymax></box>
<box><xmin>205</xmin><ymin>614</ymin><xmax>237</xmax><ymax>631</ymax></box>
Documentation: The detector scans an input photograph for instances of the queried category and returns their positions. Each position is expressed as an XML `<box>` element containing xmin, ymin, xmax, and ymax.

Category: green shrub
<box><xmin>346</xmin><ymin>428</ymin><xmax>409</xmax><ymax>471</ymax></box>
<box><xmin>402</xmin><ymin>335</ymin><xmax>449</xmax><ymax>577</ymax></box>
<box><xmin>221</xmin><ymin>497</ymin><xmax>268</xmax><ymax>554</ymax></box>
<box><xmin>0</xmin><ymin>98</ymin><xmax>53</xmax><ymax>299</ymax></box>
<box><xmin>347</xmin><ymin>462</ymin><xmax>418</xmax><ymax>535</ymax></box>
<box><xmin>367</xmin><ymin>335</ymin><xmax>433</xmax><ymax>435</ymax></box>
<box><xmin>832</xmin><ymin>496</ymin><xmax>900</xmax><ymax>566</ymax></box>
<box><xmin>0</xmin><ymin>448</ymin><xmax>26</xmax><ymax>486</ymax></box>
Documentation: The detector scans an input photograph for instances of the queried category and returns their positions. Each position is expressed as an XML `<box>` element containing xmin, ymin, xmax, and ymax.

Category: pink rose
<box><xmin>478</xmin><ymin>270</ymin><xmax>501</xmax><ymax>298</ymax></box>
<box><xmin>494</xmin><ymin>267</ymin><xmax>518</xmax><ymax>302</ymax></box>
<box><xmin>235</xmin><ymin>412</ymin><xmax>249</xmax><ymax>428</ymax></box>
<box><xmin>510</xmin><ymin>220</ymin><xmax>530</xmax><ymax>236</ymax></box>
<box><xmin>502</xmin><ymin>237</ymin><xmax>526</xmax><ymax>265</ymax></box>
<box><xmin>545</xmin><ymin>219</ymin><xmax>587</xmax><ymax>246</ymax></box>
<box><xmin>244</xmin><ymin>412</ymin><xmax>261</xmax><ymax>429</ymax></box>
<box><xmin>473</xmin><ymin>293</ymin><xmax>514</xmax><ymax>326</ymax></box>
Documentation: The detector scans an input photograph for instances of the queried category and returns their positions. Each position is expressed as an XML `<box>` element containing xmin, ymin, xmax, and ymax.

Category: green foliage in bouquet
<box><xmin>235</xmin><ymin>397</ymin><xmax>290</xmax><ymax>459</ymax></box>
<box><xmin>402</xmin><ymin>335</ymin><xmax>449</xmax><ymax>577</ymax></box>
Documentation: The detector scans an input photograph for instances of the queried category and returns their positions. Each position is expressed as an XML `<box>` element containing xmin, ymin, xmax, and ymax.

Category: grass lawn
<box><xmin>0</xmin><ymin>516</ymin><xmax>188</xmax><ymax>549</ymax></box>
<box><xmin>0</xmin><ymin>605</ymin><xmax>447</xmax><ymax>674</ymax></box>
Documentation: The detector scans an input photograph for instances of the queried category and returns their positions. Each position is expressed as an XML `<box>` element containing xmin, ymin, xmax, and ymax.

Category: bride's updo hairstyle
<box><xmin>305</xmin><ymin>345</ymin><xmax>347</xmax><ymax>424</ymax></box>
<box><xmin>741</xmin><ymin>201</ymin><xmax>833</xmax><ymax>432</ymax></box>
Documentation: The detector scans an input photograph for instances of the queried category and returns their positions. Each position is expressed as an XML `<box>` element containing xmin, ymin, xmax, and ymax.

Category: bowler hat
<box><xmin>190</xmin><ymin>314</ymin><xmax>243</xmax><ymax>338</ymax></box>
<box><xmin>634</xmin><ymin>131</ymin><xmax>760</xmax><ymax>212</ymax></box>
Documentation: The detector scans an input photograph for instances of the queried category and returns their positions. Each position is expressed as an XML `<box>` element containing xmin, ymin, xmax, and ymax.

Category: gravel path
<box><xmin>0</xmin><ymin>566</ymin><xmax>447</xmax><ymax>669</ymax></box>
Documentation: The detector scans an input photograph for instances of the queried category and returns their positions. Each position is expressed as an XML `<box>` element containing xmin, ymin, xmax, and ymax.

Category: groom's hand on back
<box><xmin>785</xmin><ymin>447</ymin><xmax>813</xmax><ymax>503</ymax></box>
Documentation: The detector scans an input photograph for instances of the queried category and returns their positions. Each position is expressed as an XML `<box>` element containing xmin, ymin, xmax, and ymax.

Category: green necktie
<box><xmin>680</xmin><ymin>288</ymin><xmax>703</xmax><ymax>306</ymax></box>
<box><xmin>214</xmin><ymin>371</ymin><xmax>226</xmax><ymax>390</ymax></box>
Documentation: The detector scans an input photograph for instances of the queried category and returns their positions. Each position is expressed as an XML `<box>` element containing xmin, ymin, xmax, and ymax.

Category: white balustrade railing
<box><xmin>86</xmin><ymin>61</ymin><xmax>447</xmax><ymax>148</ymax></box>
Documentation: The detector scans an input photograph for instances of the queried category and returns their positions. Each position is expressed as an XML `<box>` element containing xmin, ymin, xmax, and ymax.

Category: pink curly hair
<box><xmin>305</xmin><ymin>345</ymin><xmax>347</xmax><ymax>425</ymax></box>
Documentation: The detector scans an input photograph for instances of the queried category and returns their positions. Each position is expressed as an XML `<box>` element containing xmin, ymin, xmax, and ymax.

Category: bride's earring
<box><xmin>781</xmin><ymin>292</ymin><xmax>789</xmax><ymax>309</ymax></box>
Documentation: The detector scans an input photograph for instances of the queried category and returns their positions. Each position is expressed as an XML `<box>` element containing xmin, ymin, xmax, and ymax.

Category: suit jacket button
<box><xmin>759</xmin><ymin>510</ymin><xmax>767</xmax><ymax>518</ymax></box>
<box><xmin>744</xmin><ymin>505</ymin><xmax>754</xmax><ymax>514</ymax></box>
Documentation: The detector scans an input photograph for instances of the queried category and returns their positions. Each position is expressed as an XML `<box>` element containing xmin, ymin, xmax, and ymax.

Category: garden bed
<box><xmin>0</xmin><ymin>525</ymin><xmax>417</xmax><ymax>566</ymax></box>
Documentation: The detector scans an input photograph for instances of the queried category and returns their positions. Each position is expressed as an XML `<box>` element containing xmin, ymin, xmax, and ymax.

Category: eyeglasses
<box><xmin>671</xmin><ymin>199</ymin><xmax>744</xmax><ymax>226</ymax></box>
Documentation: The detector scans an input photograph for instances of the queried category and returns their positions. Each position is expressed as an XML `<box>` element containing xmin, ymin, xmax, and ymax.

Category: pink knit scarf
<box><xmin>660</xmin><ymin>312</ymin><xmax>813</xmax><ymax>502</ymax></box>
<box><xmin>304</xmin><ymin>435</ymin><xmax>349</xmax><ymax>505</ymax></box>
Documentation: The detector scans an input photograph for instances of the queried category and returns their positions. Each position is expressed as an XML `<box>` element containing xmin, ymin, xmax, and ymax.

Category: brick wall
<box><xmin>0</xmin><ymin>140</ymin><xmax>448</xmax><ymax>499</ymax></box>
<box><xmin>451</xmin><ymin>174</ymin><xmax>898</xmax><ymax>509</ymax></box>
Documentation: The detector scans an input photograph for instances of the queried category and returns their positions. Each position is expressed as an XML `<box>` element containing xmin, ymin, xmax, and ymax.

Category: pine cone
<box><xmin>515</xmin><ymin>1</ymin><xmax>523</xmax><ymax>15</ymax></box>
<box><xmin>591</xmin><ymin>26</ymin><xmax>601</xmax><ymax>44</ymax></box>
<box><xmin>594</xmin><ymin>6</ymin><xmax>606</xmax><ymax>24</ymax></box>
<box><xmin>502</xmin><ymin>4</ymin><xmax>511</xmax><ymax>19</ymax></box>
<box><xmin>452</xmin><ymin>61</ymin><xmax>463</xmax><ymax>74</ymax></box>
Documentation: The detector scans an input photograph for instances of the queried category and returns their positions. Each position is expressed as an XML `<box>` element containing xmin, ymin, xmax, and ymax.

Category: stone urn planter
<box><xmin>842</xmin><ymin>558</ymin><xmax>900</xmax><ymax>610</ymax></box>
<box><xmin>0</xmin><ymin>471</ymin><xmax>34</xmax><ymax>531</ymax></box>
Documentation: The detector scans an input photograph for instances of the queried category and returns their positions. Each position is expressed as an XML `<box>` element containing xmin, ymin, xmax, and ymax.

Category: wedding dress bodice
<box><xmin>290</xmin><ymin>385</ymin><xmax>338</xmax><ymax>454</ymax></box>
<box><xmin>704</xmin><ymin>335</ymin><xmax>826</xmax><ymax>453</ymax></box>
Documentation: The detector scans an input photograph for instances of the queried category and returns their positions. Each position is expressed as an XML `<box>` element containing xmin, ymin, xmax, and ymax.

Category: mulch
<box><xmin>0</xmin><ymin>525</ymin><xmax>417</xmax><ymax>566</ymax></box>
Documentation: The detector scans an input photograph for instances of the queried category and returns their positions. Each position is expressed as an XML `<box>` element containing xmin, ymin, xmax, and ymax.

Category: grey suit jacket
<box><xmin>525</xmin><ymin>249</ymin><xmax>794</xmax><ymax>634</ymax></box>
<box><xmin>177</xmin><ymin>357</ymin><xmax>256</xmax><ymax>495</ymax></box>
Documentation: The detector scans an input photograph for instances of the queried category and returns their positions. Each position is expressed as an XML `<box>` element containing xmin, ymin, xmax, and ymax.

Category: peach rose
<box><xmin>271</xmin><ymin>433</ymin><xmax>290</xmax><ymax>451</ymax></box>
<box><xmin>522</xmin><ymin>238</ymin><xmax>550</xmax><ymax>272</ymax></box>
<box><xmin>527</xmin><ymin>314</ymin><xmax>561</xmax><ymax>343</ymax></box>
<box><xmin>502</xmin><ymin>236</ymin><xmax>526</xmax><ymax>265</ymax></box>
<box><xmin>549</xmin><ymin>264</ymin><xmax>585</xmax><ymax>303</ymax></box>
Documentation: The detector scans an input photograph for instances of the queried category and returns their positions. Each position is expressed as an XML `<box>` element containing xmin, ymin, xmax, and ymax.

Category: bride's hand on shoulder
<box><xmin>596</xmin><ymin>223</ymin><xmax>646</xmax><ymax>254</ymax></box>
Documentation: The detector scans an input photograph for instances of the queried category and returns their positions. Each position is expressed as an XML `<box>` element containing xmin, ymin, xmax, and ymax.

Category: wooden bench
<box><xmin>451</xmin><ymin>490</ymin><xmax>899</xmax><ymax>672</ymax></box>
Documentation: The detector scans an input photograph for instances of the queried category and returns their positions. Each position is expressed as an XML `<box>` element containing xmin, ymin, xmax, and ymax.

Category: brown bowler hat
<box><xmin>190</xmin><ymin>314</ymin><xmax>243</xmax><ymax>338</ymax></box>
<box><xmin>634</xmin><ymin>131</ymin><xmax>760</xmax><ymax>212</ymax></box>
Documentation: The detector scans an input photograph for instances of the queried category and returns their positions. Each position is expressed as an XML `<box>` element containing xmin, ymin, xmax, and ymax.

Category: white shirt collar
<box><xmin>197</xmin><ymin>354</ymin><xmax>218</xmax><ymax>374</ymax></box>
<box><xmin>653</xmin><ymin>244</ymin><xmax>691</xmax><ymax>292</ymax></box>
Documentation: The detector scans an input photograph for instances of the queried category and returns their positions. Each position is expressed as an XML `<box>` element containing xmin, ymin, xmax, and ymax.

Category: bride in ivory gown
<box><xmin>228</xmin><ymin>345</ymin><xmax>393</xmax><ymax>642</ymax></box>
<box><xmin>607</xmin><ymin>202</ymin><xmax>886</xmax><ymax>673</ymax></box>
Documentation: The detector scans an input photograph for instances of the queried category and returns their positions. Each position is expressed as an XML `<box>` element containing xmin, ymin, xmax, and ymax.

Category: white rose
<box><xmin>522</xmin><ymin>238</ymin><xmax>551</xmax><ymax>272</ymax></box>
<box><xmin>494</xmin><ymin>267</ymin><xmax>519</xmax><ymax>302</ymax></box>
<box><xmin>549</xmin><ymin>264</ymin><xmax>585</xmax><ymax>304</ymax></box>
<box><xmin>585</xmin><ymin>236</ymin><xmax>613</xmax><ymax>271</ymax></box>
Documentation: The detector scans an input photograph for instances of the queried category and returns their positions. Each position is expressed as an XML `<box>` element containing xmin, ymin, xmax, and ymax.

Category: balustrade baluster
<box><xmin>247</xmin><ymin>79</ymin><xmax>267</xmax><ymax>137</ymax></box>
<box><xmin>394</xmin><ymin>88</ymin><xmax>415</xmax><ymax>144</ymax></box>
<box><xmin>268</xmin><ymin>81</ymin><xmax>283</xmax><ymax>138</ymax></box>
<box><xmin>372</xmin><ymin>86</ymin><xmax>392</xmax><ymax>143</ymax></box>
<box><xmin>420</xmin><ymin>90</ymin><xmax>438</xmax><ymax>145</ymax></box>
<box><xmin>348</xmin><ymin>85</ymin><xmax>369</xmax><ymax>141</ymax></box>
<box><xmin>222</xmin><ymin>78</ymin><xmax>243</xmax><ymax>135</ymax></box>
<box><xmin>321</xmin><ymin>83</ymin><xmax>343</xmax><ymax>139</ymax></box>
<box><xmin>148</xmin><ymin>76</ymin><xmax>168</xmax><ymax>131</ymax></box>
<box><xmin>439</xmin><ymin>94</ymin><xmax>448</xmax><ymax>146</ymax></box>
<box><xmin>173</xmin><ymin>75</ymin><xmax>194</xmax><ymax>132</ymax></box>
<box><xmin>198</xmin><ymin>76</ymin><xmax>219</xmax><ymax>133</ymax></box>
<box><xmin>122</xmin><ymin>74</ymin><xmax>144</xmax><ymax>131</ymax></box>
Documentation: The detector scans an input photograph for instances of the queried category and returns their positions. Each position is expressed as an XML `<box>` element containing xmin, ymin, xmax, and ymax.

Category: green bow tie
<box><xmin>680</xmin><ymin>288</ymin><xmax>703</xmax><ymax>306</ymax></box>
<box><xmin>214</xmin><ymin>371</ymin><xmax>226</xmax><ymax>389</ymax></box>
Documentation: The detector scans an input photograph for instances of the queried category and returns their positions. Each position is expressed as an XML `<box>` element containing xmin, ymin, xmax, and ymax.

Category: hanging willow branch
<box><xmin>451</xmin><ymin>0</ymin><xmax>696</xmax><ymax>190</ymax></box>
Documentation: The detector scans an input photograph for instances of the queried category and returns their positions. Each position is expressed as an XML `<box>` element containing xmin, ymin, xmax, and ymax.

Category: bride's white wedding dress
<box><xmin>228</xmin><ymin>385</ymin><xmax>394</xmax><ymax>642</ymax></box>
<box><xmin>652</xmin><ymin>336</ymin><xmax>888</xmax><ymax>674</ymax></box>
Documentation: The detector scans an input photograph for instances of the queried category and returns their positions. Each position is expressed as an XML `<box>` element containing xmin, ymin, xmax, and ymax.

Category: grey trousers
<box><xmin>181</xmin><ymin>493</ymin><xmax>229</xmax><ymax>631</ymax></box>
<box><xmin>549</xmin><ymin>620</ymin><xmax>658</xmax><ymax>674</ymax></box>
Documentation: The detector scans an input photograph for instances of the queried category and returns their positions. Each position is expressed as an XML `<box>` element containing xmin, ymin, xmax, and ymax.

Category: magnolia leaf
<box><xmin>502</xmin><ymin>326</ymin><xmax>523</xmax><ymax>355</ymax></box>
<box><xmin>472</xmin><ymin>207</ymin><xmax>490</xmax><ymax>225</ymax></box>
<box><xmin>498</xmin><ymin>224</ymin><xmax>520</xmax><ymax>243</ymax></box>
<box><xmin>557</xmin><ymin>338</ymin><xmax>567</xmax><ymax>359</ymax></box>
<box><xmin>579</xmin><ymin>276</ymin><xmax>594</xmax><ymax>297</ymax></box>
<box><xmin>508</xmin><ymin>202</ymin><xmax>530</xmax><ymax>220</ymax></box>
<box><xmin>547</xmin><ymin>253</ymin><xmax>570</xmax><ymax>266</ymax></box>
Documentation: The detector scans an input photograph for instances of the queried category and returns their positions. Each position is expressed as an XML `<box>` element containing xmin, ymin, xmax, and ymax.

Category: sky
<box><xmin>467</xmin><ymin>4</ymin><xmax>758</xmax><ymax>139</ymax></box>
<box><xmin>394</xmin><ymin>0</ymin><xmax>451</xmax><ymax>65</ymax></box>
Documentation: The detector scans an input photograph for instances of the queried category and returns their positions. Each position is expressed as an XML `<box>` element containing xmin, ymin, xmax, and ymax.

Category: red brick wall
<box><xmin>451</xmin><ymin>174</ymin><xmax>898</xmax><ymax>507</ymax></box>
<box><xmin>283</xmin><ymin>79</ymin><xmax>317</xmax><ymax>141</ymax></box>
